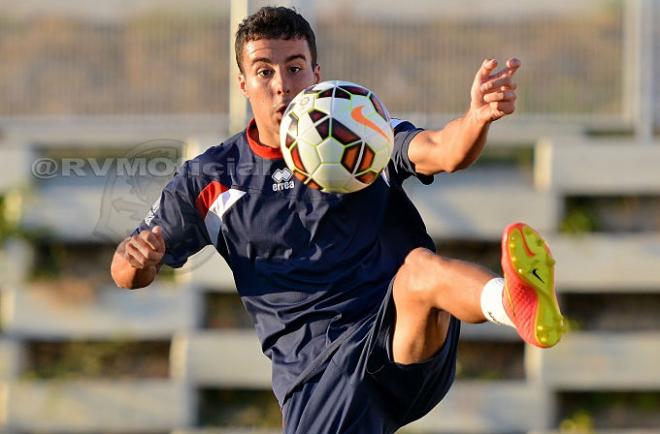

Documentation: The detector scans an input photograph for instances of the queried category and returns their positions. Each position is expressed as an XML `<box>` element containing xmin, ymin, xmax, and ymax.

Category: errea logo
<box><xmin>272</xmin><ymin>167</ymin><xmax>295</xmax><ymax>191</ymax></box>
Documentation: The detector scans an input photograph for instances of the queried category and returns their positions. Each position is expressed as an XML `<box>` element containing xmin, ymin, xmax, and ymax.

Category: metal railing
<box><xmin>0</xmin><ymin>0</ymin><xmax>655</xmax><ymax>136</ymax></box>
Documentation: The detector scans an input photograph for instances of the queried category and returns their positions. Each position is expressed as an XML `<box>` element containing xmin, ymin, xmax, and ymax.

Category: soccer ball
<box><xmin>279</xmin><ymin>80</ymin><xmax>394</xmax><ymax>193</ymax></box>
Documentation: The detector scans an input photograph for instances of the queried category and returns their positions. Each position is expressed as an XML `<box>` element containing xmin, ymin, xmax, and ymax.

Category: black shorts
<box><xmin>282</xmin><ymin>279</ymin><xmax>461</xmax><ymax>434</ymax></box>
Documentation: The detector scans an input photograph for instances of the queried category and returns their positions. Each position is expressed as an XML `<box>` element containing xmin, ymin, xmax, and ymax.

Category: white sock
<box><xmin>480</xmin><ymin>277</ymin><xmax>515</xmax><ymax>327</ymax></box>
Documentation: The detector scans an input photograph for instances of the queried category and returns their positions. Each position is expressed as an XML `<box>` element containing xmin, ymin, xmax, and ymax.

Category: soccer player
<box><xmin>111</xmin><ymin>7</ymin><xmax>564</xmax><ymax>433</ymax></box>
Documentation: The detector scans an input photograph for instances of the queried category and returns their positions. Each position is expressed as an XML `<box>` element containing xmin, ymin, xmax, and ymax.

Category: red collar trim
<box><xmin>246</xmin><ymin>119</ymin><xmax>283</xmax><ymax>160</ymax></box>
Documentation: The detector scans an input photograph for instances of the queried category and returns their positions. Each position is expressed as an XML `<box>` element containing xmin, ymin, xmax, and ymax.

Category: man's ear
<box><xmin>238</xmin><ymin>73</ymin><xmax>248</xmax><ymax>97</ymax></box>
<box><xmin>313</xmin><ymin>64</ymin><xmax>321</xmax><ymax>84</ymax></box>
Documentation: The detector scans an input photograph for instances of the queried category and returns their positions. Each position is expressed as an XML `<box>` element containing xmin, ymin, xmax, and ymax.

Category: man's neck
<box><xmin>253</xmin><ymin>120</ymin><xmax>279</xmax><ymax>149</ymax></box>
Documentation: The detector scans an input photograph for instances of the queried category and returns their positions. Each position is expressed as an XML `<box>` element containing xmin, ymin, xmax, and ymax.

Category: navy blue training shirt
<box><xmin>133</xmin><ymin>118</ymin><xmax>436</xmax><ymax>405</ymax></box>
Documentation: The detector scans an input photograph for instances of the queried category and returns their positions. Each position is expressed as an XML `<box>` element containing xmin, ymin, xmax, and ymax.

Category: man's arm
<box><xmin>111</xmin><ymin>226</ymin><xmax>165</xmax><ymax>289</ymax></box>
<box><xmin>409</xmin><ymin>58</ymin><xmax>520</xmax><ymax>175</ymax></box>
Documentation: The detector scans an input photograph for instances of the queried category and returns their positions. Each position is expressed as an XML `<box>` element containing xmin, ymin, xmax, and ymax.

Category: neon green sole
<box><xmin>506</xmin><ymin>224</ymin><xmax>565</xmax><ymax>347</ymax></box>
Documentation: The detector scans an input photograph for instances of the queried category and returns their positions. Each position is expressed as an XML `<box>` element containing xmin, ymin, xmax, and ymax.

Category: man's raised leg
<box><xmin>391</xmin><ymin>222</ymin><xmax>564</xmax><ymax>365</ymax></box>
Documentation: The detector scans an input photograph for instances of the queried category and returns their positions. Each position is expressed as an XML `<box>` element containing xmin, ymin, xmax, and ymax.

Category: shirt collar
<box><xmin>246</xmin><ymin>119</ymin><xmax>283</xmax><ymax>160</ymax></box>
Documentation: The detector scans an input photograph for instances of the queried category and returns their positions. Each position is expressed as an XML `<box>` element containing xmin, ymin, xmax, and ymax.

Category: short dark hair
<box><xmin>235</xmin><ymin>6</ymin><xmax>317</xmax><ymax>73</ymax></box>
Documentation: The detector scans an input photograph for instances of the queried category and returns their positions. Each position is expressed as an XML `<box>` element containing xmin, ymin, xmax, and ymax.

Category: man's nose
<box><xmin>273</xmin><ymin>71</ymin><xmax>291</xmax><ymax>95</ymax></box>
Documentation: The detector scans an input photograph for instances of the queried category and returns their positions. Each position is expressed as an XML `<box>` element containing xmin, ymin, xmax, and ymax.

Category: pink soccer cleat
<box><xmin>501</xmin><ymin>222</ymin><xmax>565</xmax><ymax>348</ymax></box>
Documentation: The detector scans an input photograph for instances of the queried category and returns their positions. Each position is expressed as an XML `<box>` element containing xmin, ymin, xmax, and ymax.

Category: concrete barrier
<box><xmin>409</xmin><ymin>381</ymin><xmax>551</xmax><ymax>433</ymax></box>
<box><xmin>173</xmin><ymin>331</ymin><xmax>270</xmax><ymax>388</ymax></box>
<box><xmin>530</xmin><ymin>332</ymin><xmax>660</xmax><ymax>389</ymax></box>
<box><xmin>5</xmin><ymin>284</ymin><xmax>197</xmax><ymax>339</ymax></box>
<box><xmin>5</xmin><ymin>380</ymin><xmax>192</xmax><ymax>432</ymax></box>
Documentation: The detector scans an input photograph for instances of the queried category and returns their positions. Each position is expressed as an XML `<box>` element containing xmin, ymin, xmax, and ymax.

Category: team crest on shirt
<box><xmin>272</xmin><ymin>168</ymin><xmax>295</xmax><ymax>191</ymax></box>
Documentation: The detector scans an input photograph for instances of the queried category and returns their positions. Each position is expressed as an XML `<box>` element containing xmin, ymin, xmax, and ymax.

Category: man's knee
<box><xmin>392</xmin><ymin>248</ymin><xmax>454</xmax><ymax>364</ymax></box>
<box><xmin>394</xmin><ymin>248</ymin><xmax>449</xmax><ymax>307</ymax></box>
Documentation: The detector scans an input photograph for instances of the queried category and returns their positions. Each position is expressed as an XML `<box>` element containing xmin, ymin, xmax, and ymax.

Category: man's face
<box><xmin>238</xmin><ymin>38</ymin><xmax>320</xmax><ymax>147</ymax></box>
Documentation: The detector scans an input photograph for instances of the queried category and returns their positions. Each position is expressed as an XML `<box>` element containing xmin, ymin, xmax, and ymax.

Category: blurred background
<box><xmin>0</xmin><ymin>0</ymin><xmax>659</xmax><ymax>433</ymax></box>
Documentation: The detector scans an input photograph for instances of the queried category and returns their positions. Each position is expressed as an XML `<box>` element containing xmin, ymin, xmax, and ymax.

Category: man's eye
<box><xmin>257</xmin><ymin>70</ymin><xmax>273</xmax><ymax>77</ymax></box>
<box><xmin>289</xmin><ymin>66</ymin><xmax>302</xmax><ymax>73</ymax></box>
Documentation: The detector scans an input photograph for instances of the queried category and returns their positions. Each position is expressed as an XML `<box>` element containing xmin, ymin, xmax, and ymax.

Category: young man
<box><xmin>111</xmin><ymin>7</ymin><xmax>564</xmax><ymax>433</ymax></box>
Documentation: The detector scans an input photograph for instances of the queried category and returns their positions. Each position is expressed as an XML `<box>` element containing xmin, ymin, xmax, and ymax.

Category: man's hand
<box><xmin>470</xmin><ymin>57</ymin><xmax>520</xmax><ymax>123</ymax></box>
<box><xmin>123</xmin><ymin>226</ymin><xmax>165</xmax><ymax>270</ymax></box>
<box><xmin>407</xmin><ymin>57</ymin><xmax>520</xmax><ymax>176</ymax></box>
<box><xmin>111</xmin><ymin>226</ymin><xmax>165</xmax><ymax>289</ymax></box>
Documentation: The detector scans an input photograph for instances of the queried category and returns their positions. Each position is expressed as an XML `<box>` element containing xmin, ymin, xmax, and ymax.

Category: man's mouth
<box><xmin>276</xmin><ymin>103</ymin><xmax>290</xmax><ymax>116</ymax></box>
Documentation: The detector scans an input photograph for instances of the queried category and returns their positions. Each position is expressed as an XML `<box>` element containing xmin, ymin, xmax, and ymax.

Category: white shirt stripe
<box><xmin>204</xmin><ymin>188</ymin><xmax>246</xmax><ymax>245</ymax></box>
